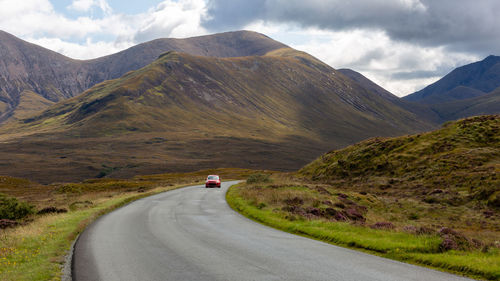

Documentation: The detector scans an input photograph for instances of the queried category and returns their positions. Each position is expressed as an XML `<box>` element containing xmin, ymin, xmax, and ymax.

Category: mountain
<box><xmin>0</xmin><ymin>46</ymin><xmax>435</xmax><ymax>183</ymax></box>
<box><xmin>0</xmin><ymin>30</ymin><xmax>286</xmax><ymax>122</ymax></box>
<box><xmin>404</xmin><ymin>55</ymin><xmax>500</xmax><ymax>104</ymax></box>
<box><xmin>338</xmin><ymin>69</ymin><xmax>442</xmax><ymax>124</ymax></box>
<box><xmin>430</xmin><ymin>87</ymin><xmax>500</xmax><ymax>121</ymax></box>
<box><xmin>338</xmin><ymin>69</ymin><xmax>398</xmax><ymax>101</ymax></box>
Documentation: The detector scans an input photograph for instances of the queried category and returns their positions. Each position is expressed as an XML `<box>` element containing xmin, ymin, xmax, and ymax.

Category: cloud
<box><xmin>204</xmin><ymin>0</ymin><xmax>500</xmax><ymax>55</ymax></box>
<box><xmin>27</xmin><ymin>37</ymin><xmax>132</xmax><ymax>60</ymax></box>
<box><xmin>0</xmin><ymin>0</ymin><xmax>103</xmax><ymax>39</ymax></box>
<box><xmin>68</xmin><ymin>0</ymin><xmax>96</xmax><ymax>12</ymax></box>
<box><xmin>68</xmin><ymin>0</ymin><xmax>112</xmax><ymax>14</ymax></box>
<box><xmin>260</xmin><ymin>25</ymin><xmax>479</xmax><ymax>96</ymax></box>
<box><xmin>0</xmin><ymin>0</ymin><xmax>207</xmax><ymax>59</ymax></box>
<box><xmin>133</xmin><ymin>0</ymin><xmax>207</xmax><ymax>43</ymax></box>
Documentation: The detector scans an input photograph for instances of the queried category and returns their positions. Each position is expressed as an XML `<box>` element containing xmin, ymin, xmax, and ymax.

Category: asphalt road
<box><xmin>73</xmin><ymin>181</ymin><xmax>472</xmax><ymax>281</ymax></box>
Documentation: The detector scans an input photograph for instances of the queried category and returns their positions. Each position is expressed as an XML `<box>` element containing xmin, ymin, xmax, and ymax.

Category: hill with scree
<box><xmin>0</xmin><ymin>30</ymin><xmax>286</xmax><ymax>122</ymax></box>
<box><xmin>0</xmin><ymin>47</ymin><xmax>433</xmax><ymax>183</ymax></box>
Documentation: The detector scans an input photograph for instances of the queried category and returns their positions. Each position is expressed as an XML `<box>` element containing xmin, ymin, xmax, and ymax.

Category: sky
<box><xmin>0</xmin><ymin>0</ymin><xmax>498</xmax><ymax>97</ymax></box>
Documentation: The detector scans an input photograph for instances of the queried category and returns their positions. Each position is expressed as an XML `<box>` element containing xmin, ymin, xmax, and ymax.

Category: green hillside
<box><xmin>300</xmin><ymin>115</ymin><xmax>499</xmax><ymax>205</ymax></box>
<box><xmin>228</xmin><ymin>115</ymin><xmax>500</xmax><ymax>279</ymax></box>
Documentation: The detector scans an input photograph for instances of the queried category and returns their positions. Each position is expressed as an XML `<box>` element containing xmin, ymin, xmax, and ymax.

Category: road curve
<box><xmin>73</xmin><ymin>181</ymin><xmax>472</xmax><ymax>281</ymax></box>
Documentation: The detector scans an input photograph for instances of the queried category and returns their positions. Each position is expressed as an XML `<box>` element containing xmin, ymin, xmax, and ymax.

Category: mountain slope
<box><xmin>0</xmin><ymin>30</ymin><xmax>286</xmax><ymax>122</ymax></box>
<box><xmin>0</xmin><ymin>48</ymin><xmax>435</xmax><ymax>183</ymax></box>
<box><xmin>300</xmin><ymin>115</ymin><xmax>499</xmax><ymax>187</ymax></box>
<box><xmin>13</xmin><ymin>50</ymin><xmax>432</xmax><ymax>139</ymax></box>
<box><xmin>430</xmin><ymin>87</ymin><xmax>500</xmax><ymax>121</ymax></box>
<box><xmin>338</xmin><ymin>69</ymin><xmax>398</xmax><ymax>101</ymax></box>
<box><xmin>338</xmin><ymin>68</ymin><xmax>442</xmax><ymax>124</ymax></box>
<box><xmin>299</xmin><ymin>114</ymin><xmax>499</xmax><ymax>230</ymax></box>
<box><xmin>404</xmin><ymin>55</ymin><xmax>500</xmax><ymax>104</ymax></box>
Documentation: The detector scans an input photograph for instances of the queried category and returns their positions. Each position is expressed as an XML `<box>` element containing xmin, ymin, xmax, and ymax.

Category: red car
<box><xmin>205</xmin><ymin>175</ymin><xmax>221</xmax><ymax>188</ymax></box>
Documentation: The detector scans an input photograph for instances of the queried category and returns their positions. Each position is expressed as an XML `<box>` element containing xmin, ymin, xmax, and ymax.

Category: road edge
<box><xmin>62</xmin><ymin>183</ymin><xmax>197</xmax><ymax>281</ymax></box>
<box><xmin>225</xmin><ymin>184</ymin><xmax>486</xmax><ymax>281</ymax></box>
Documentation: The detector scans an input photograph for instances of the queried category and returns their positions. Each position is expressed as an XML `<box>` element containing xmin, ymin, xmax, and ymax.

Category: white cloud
<box><xmin>133</xmin><ymin>0</ymin><xmax>208</xmax><ymax>42</ymax></box>
<box><xmin>68</xmin><ymin>0</ymin><xmax>95</xmax><ymax>12</ymax></box>
<box><xmin>27</xmin><ymin>37</ymin><xmax>132</xmax><ymax>60</ymax></box>
<box><xmin>68</xmin><ymin>0</ymin><xmax>112</xmax><ymax>14</ymax></box>
<box><xmin>245</xmin><ymin>22</ymin><xmax>479</xmax><ymax>96</ymax></box>
<box><xmin>0</xmin><ymin>0</ymin><xmax>102</xmax><ymax>39</ymax></box>
<box><xmin>0</xmin><ymin>0</ymin><xmax>207</xmax><ymax>59</ymax></box>
<box><xmin>292</xmin><ymin>29</ymin><xmax>479</xmax><ymax>96</ymax></box>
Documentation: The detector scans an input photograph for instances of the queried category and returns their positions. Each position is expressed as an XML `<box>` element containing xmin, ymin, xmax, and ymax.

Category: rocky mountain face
<box><xmin>0</xmin><ymin>30</ymin><xmax>286</xmax><ymax>122</ymax></box>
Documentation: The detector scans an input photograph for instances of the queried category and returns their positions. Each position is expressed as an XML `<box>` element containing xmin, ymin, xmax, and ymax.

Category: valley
<box><xmin>0</xmin><ymin>37</ymin><xmax>434</xmax><ymax>182</ymax></box>
<box><xmin>0</xmin><ymin>28</ymin><xmax>499</xmax><ymax>281</ymax></box>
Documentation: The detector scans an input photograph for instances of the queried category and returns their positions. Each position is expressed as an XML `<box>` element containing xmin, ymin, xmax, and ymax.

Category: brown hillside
<box><xmin>0</xmin><ymin>49</ymin><xmax>434</xmax><ymax>183</ymax></box>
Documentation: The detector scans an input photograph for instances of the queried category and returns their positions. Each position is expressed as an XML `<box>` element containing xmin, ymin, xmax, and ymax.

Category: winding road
<box><xmin>73</xmin><ymin>181</ymin><xmax>472</xmax><ymax>281</ymax></box>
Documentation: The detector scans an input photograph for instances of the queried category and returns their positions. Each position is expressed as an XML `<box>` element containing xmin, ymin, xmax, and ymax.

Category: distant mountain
<box><xmin>0</xmin><ymin>47</ymin><xmax>434</xmax><ymax>183</ymax></box>
<box><xmin>404</xmin><ymin>55</ymin><xmax>500</xmax><ymax>104</ymax></box>
<box><xmin>430</xmin><ymin>87</ymin><xmax>500</xmax><ymax>121</ymax></box>
<box><xmin>338</xmin><ymin>68</ymin><xmax>442</xmax><ymax>124</ymax></box>
<box><xmin>0</xmin><ymin>30</ymin><xmax>286</xmax><ymax>122</ymax></box>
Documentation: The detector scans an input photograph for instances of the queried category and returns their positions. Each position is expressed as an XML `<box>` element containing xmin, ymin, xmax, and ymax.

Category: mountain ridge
<box><xmin>0</xmin><ymin>48</ymin><xmax>435</xmax><ymax>183</ymax></box>
<box><xmin>0</xmin><ymin>30</ymin><xmax>287</xmax><ymax>122</ymax></box>
<box><xmin>404</xmin><ymin>55</ymin><xmax>500</xmax><ymax>104</ymax></box>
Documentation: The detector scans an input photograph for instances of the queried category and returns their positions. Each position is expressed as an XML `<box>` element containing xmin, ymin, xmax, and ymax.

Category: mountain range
<box><xmin>0</xmin><ymin>30</ymin><xmax>285</xmax><ymax>122</ymax></box>
<box><xmin>405</xmin><ymin>55</ymin><xmax>500</xmax><ymax>104</ymax></box>
<box><xmin>0</xmin><ymin>30</ymin><xmax>498</xmax><ymax>182</ymax></box>
<box><xmin>403</xmin><ymin>55</ymin><xmax>500</xmax><ymax>120</ymax></box>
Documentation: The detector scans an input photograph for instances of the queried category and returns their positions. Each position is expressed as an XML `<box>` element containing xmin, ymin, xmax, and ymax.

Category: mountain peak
<box><xmin>484</xmin><ymin>54</ymin><xmax>500</xmax><ymax>61</ymax></box>
<box><xmin>0</xmin><ymin>30</ymin><xmax>287</xmax><ymax>123</ymax></box>
<box><xmin>404</xmin><ymin>55</ymin><xmax>500</xmax><ymax>104</ymax></box>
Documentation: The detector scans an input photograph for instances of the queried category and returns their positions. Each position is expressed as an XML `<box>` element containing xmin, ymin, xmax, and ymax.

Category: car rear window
<box><xmin>207</xmin><ymin>176</ymin><xmax>219</xmax><ymax>180</ymax></box>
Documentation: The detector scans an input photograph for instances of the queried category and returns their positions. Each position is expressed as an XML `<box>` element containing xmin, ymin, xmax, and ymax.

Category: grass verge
<box><xmin>0</xmin><ymin>183</ymin><xmax>188</xmax><ymax>281</ymax></box>
<box><xmin>226</xmin><ymin>184</ymin><xmax>500</xmax><ymax>280</ymax></box>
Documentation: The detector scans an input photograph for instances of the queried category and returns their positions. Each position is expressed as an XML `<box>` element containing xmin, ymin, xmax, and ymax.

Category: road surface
<box><xmin>73</xmin><ymin>181</ymin><xmax>472</xmax><ymax>281</ymax></box>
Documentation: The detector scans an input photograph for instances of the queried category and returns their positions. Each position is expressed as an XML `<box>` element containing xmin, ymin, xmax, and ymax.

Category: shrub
<box><xmin>0</xmin><ymin>219</ymin><xmax>19</xmax><ymax>229</ymax></box>
<box><xmin>408</xmin><ymin>213</ymin><xmax>419</xmax><ymax>220</ymax></box>
<box><xmin>69</xmin><ymin>200</ymin><xmax>93</xmax><ymax>211</ymax></box>
<box><xmin>487</xmin><ymin>191</ymin><xmax>500</xmax><ymax>208</ymax></box>
<box><xmin>256</xmin><ymin>202</ymin><xmax>266</xmax><ymax>209</ymax></box>
<box><xmin>246</xmin><ymin>173</ymin><xmax>271</xmax><ymax>184</ymax></box>
<box><xmin>0</xmin><ymin>193</ymin><xmax>35</xmax><ymax>220</ymax></box>
<box><xmin>370</xmin><ymin>222</ymin><xmax>395</xmax><ymax>230</ymax></box>
<box><xmin>37</xmin><ymin>207</ymin><xmax>68</xmax><ymax>215</ymax></box>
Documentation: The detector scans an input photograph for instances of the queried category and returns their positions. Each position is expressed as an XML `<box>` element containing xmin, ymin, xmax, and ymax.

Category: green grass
<box><xmin>400</xmin><ymin>251</ymin><xmax>500</xmax><ymax>280</ymax></box>
<box><xmin>0</xmin><ymin>183</ymin><xmax>187</xmax><ymax>281</ymax></box>
<box><xmin>227</xmin><ymin>184</ymin><xmax>500</xmax><ymax>280</ymax></box>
